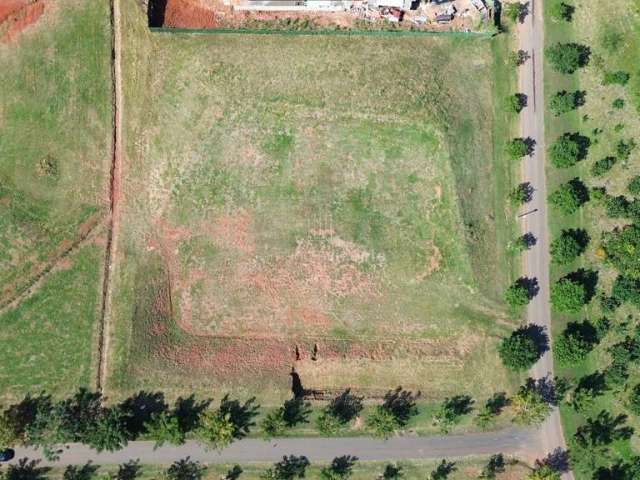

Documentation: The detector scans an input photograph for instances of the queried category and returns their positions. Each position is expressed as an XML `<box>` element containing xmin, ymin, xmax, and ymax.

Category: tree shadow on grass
<box><xmin>119</xmin><ymin>391</ymin><xmax>168</xmax><ymax>439</ymax></box>
<box><xmin>175</xmin><ymin>395</ymin><xmax>211</xmax><ymax>434</ymax></box>
<box><xmin>516</xmin><ymin>277</ymin><xmax>540</xmax><ymax>300</ymax></box>
<box><xmin>567</xmin><ymin>268</ymin><xmax>599</xmax><ymax>302</ymax></box>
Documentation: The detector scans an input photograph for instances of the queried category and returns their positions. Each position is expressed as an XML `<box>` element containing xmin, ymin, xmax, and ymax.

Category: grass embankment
<box><xmin>0</xmin><ymin>0</ymin><xmax>111</xmax><ymax>400</ymax></box>
<box><xmin>544</xmin><ymin>0</ymin><xmax>640</xmax><ymax>475</ymax></box>
<box><xmin>41</xmin><ymin>458</ymin><xmax>530</xmax><ymax>480</ymax></box>
<box><xmin>107</xmin><ymin>0</ymin><xmax>521</xmax><ymax>412</ymax></box>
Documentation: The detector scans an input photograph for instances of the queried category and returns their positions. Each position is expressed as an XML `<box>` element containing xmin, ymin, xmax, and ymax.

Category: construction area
<box><xmin>151</xmin><ymin>0</ymin><xmax>494</xmax><ymax>31</ymax></box>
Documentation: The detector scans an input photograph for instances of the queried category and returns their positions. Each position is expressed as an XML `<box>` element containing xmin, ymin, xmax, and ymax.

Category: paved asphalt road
<box><xmin>9</xmin><ymin>429</ymin><xmax>540</xmax><ymax>466</ymax></box>
<box><xmin>519</xmin><ymin>1</ymin><xmax>574</xmax><ymax>479</ymax></box>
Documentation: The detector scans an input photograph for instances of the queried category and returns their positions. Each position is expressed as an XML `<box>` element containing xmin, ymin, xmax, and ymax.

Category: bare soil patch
<box><xmin>0</xmin><ymin>0</ymin><xmax>45</xmax><ymax>43</ymax></box>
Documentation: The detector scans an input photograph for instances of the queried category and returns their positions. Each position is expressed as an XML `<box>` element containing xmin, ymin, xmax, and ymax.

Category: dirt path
<box><xmin>96</xmin><ymin>0</ymin><xmax>123</xmax><ymax>393</ymax></box>
<box><xmin>518</xmin><ymin>1</ymin><xmax>574</xmax><ymax>478</ymax></box>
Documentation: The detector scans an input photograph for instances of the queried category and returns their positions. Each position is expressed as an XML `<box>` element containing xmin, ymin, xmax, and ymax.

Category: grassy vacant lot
<box><xmin>0</xmin><ymin>0</ymin><xmax>111</xmax><ymax>399</ymax></box>
<box><xmin>107</xmin><ymin>0</ymin><xmax>520</xmax><ymax>406</ymax></box>
<box><xmin>544</xmin><ymin>0</ymin><xmax>640</xmax><ymax>475</ymax></box>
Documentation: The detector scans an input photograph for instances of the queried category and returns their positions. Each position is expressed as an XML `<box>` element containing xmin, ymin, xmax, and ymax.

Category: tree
<box><xmin>263</xmin><ymin>456</ymin><xmax>310</xmax><ymax>480</ymax></box>
<box><xmin>550</xmin><ymin>229</ymin><xmax>589</xmax><ymax>264</ymax></box>
<box><xmin>261</xmin><ymin>409</ymin><xmax>287</xmax><ymax>438</ymax></box>
<box><xmin>512</xmin><ymin>380</ymin><xmax>551</xmax><ymax>426</ymax></box>
<box><xmin>223</xmin><ymin>466</ymin><xmax>243</xmax><ymax>480</ymax></box>
<box><xmin>0</xmin><ymin>410</ymin><xmax>19</xmax><ymax>448</ymax></box>
<box><xmin>379</xmin><ymin>464</ymin><xmax>402</xmax><ymax>480</ymax></box>
<box><xmin>505</xmin><ymin>138</ymin><xmax>531</xmax><ymax>160</ymax></box>
<box><xmin>612</xmin><ymin>276</ymin><xmax>640</xmax><ymax>306</ymax></box>
<box><xmin>316</xmin><ymin>390</ymin><xmax>363</xmax><ymax>435</ymax></box>
<box><xmin>218</xmin><ymin>395</ymin><xmax>259</xmax><ymax>440</ymax></box>
<box><xmin>84</xmin><ymin>406</ymin><xmax>129</xmax><ymax>453</ymax></box>
<box><xmin>551</xmin><ymin>277</ymin><xmax>588</xmax><ymax>313</ymax></box>
<box><xmin>603</xmin><ymin>70</ymin><xmax>630</xmax><ymax>86</ymax></box>
<box><xmin>549</xmin><ymin>1</ymin><xmax>574</xmax><ymax>22</ymax></box>
<box><xmin>546</xmin><ymin>43</ymin><xmax>590</xmax><ymax>74</ymax></box>
<box><xmin>602</xmin><ymin>224</ymin><xmax>640</xmax><ymax>279</ymax></box>
<box><xmin>591</xmin><ymin>156</ymin><xmax>617</xmax><ymax>177</ymax></box>
<box><xmin>194</xmin><ymin>410</ymin><xmax>235</xmax><ymax>450</ymax></box>
<box><xmin>549</xmin><ymin>133</ymin><xmax>589</xmax><ymax>168</ymax></box>
<box><xmin>503</xmin><ymin>2</ymin><xmax>526</xmax><ymax>23</ymax></box>
<box><xmin>549</xmin><ymin>90</ymin><xmax>583</xmax><ymax>116</ymax></box>
<box><xmin>628</xmin><ymin>384</ymin><xmax>640</xmax><ymax>416</ymax></box>
<box><xmin>166</xmin><ymin>458</ymin><xmax>207</xmax><ymax>480</ymax></box>
<box><xmin>508</xmin><ymin>49</ymin><xmax>529</xmax><ymax>67</ymax></box>
<box><xmin>508</xmin><ymin>183</ymin><xmax>533</xmax><ymax>206</ymax></box>
<box><xmin>367</xmin><ymin>387</ymin><xmax>418</xmax><ymax>438</ymax></box>
<box><xmin>480</xmin><ymin>454</ymin><xmax>505</xmax><ymax>479</ymax></box>
<box><xmin>574</xmin><ymin>410</ymin><xmax>633</xmax><ymax>450</ymax></box>
<box><xmin>555</xmin><ymin>321</ymin><xmax>598</xmax><ymax>366</ymax></box>
<box><xmin>504</xmin><ymin>93</ymin><xmax>527</xmax><ymax>113</ymax></box>
<box><xmin>366</xmin><ymin>406</ymin><xmax>400</xmax><ymax>439</ymax></box>
<box><xmin>474</xmin><ymin>393</ymin><xmax>508</xmax><ymax>430</ymax></box>
<box><xmin>504</xmin><ymin>278</ymin><xmax>535</xmax><ymax>308</ymax></box>
<box><xmin>62</xmin><ymin>464</ymin><xmax>98</xmax><ymax>480</ymax></box>
<box><xmin>548</xmin><ymin>179</ymin><xmax>589</xmax><ymax>214</ymax></box>
<box><xmin>616</xmin><ymin>139</ymin><xmax>636</xmax><ymax>161</ymax></box>
<box><xmin>432</xmin><ymin>395</ymin><xmax>474</xmax><ymax>433</ymax></box>
<box><xmin>627</xmin><ymin>176</ymin><xmax>640</xmax><ymax>195</ymax></box>
<box><xmin>499</xmin><ymin>328</ymin><xmax>542</xmax><ymax>371</ymax></box>
<box><xmin>527</xmin><ymin>465</ymin><xmax>560</xmax><ymax>480</ymax></box>
<box><xmin>509</xmin><ymin>233</ymin><xmax>536</xmax><ymax>253</ymax></box>
<box><xmin>144</xmin><ymin>411</ymin><xmax>185</xmax><ymax>448</ymax></box>
<box><xmin>428</xmin><ymin>460</ymin><xmax>456</xmax><ymax>480</ymax></box>
<box><xmin>4</xmin><ymin>458</ymin><xmax>49</xmax><ymax>480</ymax></box>
<box><xmin>612</xmin><ymin>98</ymin><xmax>625</xmax><ymax>109</ymax></box>
<box><xmin>320</xmin><ymin>456</ymin><xmax>358</xmax><ymax>480</ymax></box>
<box><xmin>114</xmin><ymin>460</ymin><xmax>142</xmax><ymax>480</ymax></box>
<box><xmin>572</xmin><ymin>372</ymin><xmax>608</xmax><ymax>413</ymax></box>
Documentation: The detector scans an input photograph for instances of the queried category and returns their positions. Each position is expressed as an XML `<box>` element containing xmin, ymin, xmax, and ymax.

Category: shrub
<box><xmin>550</xmin><ymin>229</ymin><xmax>589</xmax><ymax>264</ymax></box>
<box><xmin>611</xmin><ymin>276</ymin><xmax>640</xmax><ymax>306</ymax></box>
<box><xmin>602</xmin><ymin>224</ymin><xmax>640</xmax><ymax>279</ymax></box>
<box><xmin>628</xmin><ymin>176</ymin><xmax>640</xmax><ymax>195</ymax></box>
<box><xmin>549</xmin><ymin>90</ymin><xmax>584</xmax><ymax>116</ymax></box>
<box><xmin>432</xmin><ymin>395</ymin><xmax>474</xmax><ymax>433</ymax></box>
<box><xmin>612</xmin><ymin>98</ymin><xmax>625</xmax><ymax>109</ymax></box>
<box><xmin>509</xmin><ymin>49</ymin><xmax>529</xmax><ymax>67</ymax></box>
<box><xmin>603</xmin><ymin>194</ymin><xmax>630</xmax><ymax>218</ymax></box>
<box><xmin>551</xmin><ymin>278</ymin><xmax>587</xmax><ymax>313</ymax></box>
<box><xmin>603</xmin><ymin>70</ymin><xmax>630</xmax><ymax>86</ymax></box>
<box><xmin>591</xmin><ymin>156</ymin><xmax>617</xmax><ymax>177</ymax></box>
<box><xmin>549</xmin><ymin>133</ymin><xmax>589</xmax><ymax>168</ymax></box>
<box><xmin>499</xmin><ymin>327</ymin><xmax>543</xmax><ymax>371</ymax></box>
<box><xmin>549</xmin><ymin>1</ymin><xmax>574</xmax><ymax>22</ymax></box>
<box><xmin>548</xmin><ymin>178</ymin><xmax>589</xmax><ymax>214</ymax></box>
<box><xmin>616</xmin><ymin>139</ymin><xmax>637</xmax><ymax>160</ymax></box>
<box><xmin>504</xmin><ymin>93</ymin><xmax>527</xmax><ymax>113</ymax></box>
<box><xmin>600</xmin><ymin>28</ymin><xmax>623</xmax><ymax>53</ymax></box>
<box><xmin>546</xmin><ymin>43</ymin><xmax>590</xmax><ymax>74</ymax></box>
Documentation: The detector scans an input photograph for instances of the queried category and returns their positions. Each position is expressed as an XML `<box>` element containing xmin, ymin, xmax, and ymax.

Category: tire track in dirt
<box><xmin>96</xmin><ymin>0</ymin><xmax>123</xmax><ymax>393</ymax></box>
<box><xmin>0</xmin><ymin>215</ymin><xmax>106</xmax><ymax>315</ymax></box>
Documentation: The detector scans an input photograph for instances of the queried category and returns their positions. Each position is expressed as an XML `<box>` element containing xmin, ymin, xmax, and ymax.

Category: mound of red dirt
<box><xmin>163</xmin><ymin>0</ymin><xmax>217</xmax><ymax>28</ymax></box>
<box><xmin>0</xmin><ymin>0</ymin><xmax>45</xmax><ymax>43</ymax></box>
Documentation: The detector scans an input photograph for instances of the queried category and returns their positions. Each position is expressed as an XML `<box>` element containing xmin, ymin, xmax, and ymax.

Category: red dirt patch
<box><xmin>0</xmin><ymin>0</ymin><xmax>45</xmax><ymax>43</ymax></box>
<box><xmin>163</xmin><ymin>0</ymin><xmax>218</xmax><ymax>28</ymax></box>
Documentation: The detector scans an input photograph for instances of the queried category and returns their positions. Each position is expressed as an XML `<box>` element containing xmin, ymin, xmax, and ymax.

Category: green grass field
<box><xmin>544</xmin><ymin>0</ymin><xmax>640</xmax><ymax>475</ymax></box>
<box><xmin>0</xmin><ymin>0</ymin><xmax>111</xmax><ymax>400</ymax></box>
<box><xmin>106</xmin><ymin>0</ymin><xmax>520</xmax><ymax>406</ymax></box>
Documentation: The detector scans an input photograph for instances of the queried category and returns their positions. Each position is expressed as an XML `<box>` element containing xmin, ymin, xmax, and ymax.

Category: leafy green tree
<box><xmin>62</xmin><ymin>463</ymin><xmax>98</xmax><ymax>480</ymax></box>
<box><xmin>504</xmin><ymin>278</ymin><xmax>535</xmax><ymax>308</ymax></box>
<box><xmin>428</xmin><ymin>460</ymin><xmax>456</xmax><ymax>480</ymax></box>
<box><xmin>603</xmin><ymin>70</ymin><xmax>630</xmax><ymax>86</ymax></box>
<box><xmin>261</xmin><ymin>409</ymin><xmax>287</xmax><ymax>438</ymax></box>
<box><xmin>4</xmin><ymin>458</ymin><xmax>49</xmax><ymax>480</ymax></box>
<box><xmin>432</xmin><ymin>395</ymin><xmax>474</xmax><ymax>433</ymax></box>
<box><xmin>320</xmin><ymin>456</ymin><xmax>358</xmax><ymax>480</ymax></box>
<box><xmin>627</xmin><ymin>176</ymin><xmax>640</xmax><ymax>195</ymax></box>
<box><xmin>499</xmin><ymin>327</ymin><xmax>543</xmax><ymax>371</ymax></box>
<box><xmin>262</xmin><ymin>456</ymin><xmax>310</xmax><ymax>480</ymax></box>
<box><xmin>616</xmin><ymin>139</ymin><xmax>637</xmax><ymax>160</ymax></box>
<box><xmin>549</xmin><ymin>1</ymin><xmax>574</xmax><ymax>22</ymax></box>
<box><xmin>527</xmin><ymin>465</ymin><xmax>560</xmax><ymax>480</ymax></box>
<box><xmin>550</xmin><ymin>229</ymin><xmax>589</xmax><ymax>265</ymax></box>
<box><xmin>505</xmin><ymin>137</ymin><xmax>532</xmax><ymax>160</ymax></box>
<box><xmin>261</xmin><ymin>399</ymin><xmax>310</xmax><ymax>438</ymax></box>
<box><xmin>144</xmin><ymin>411</ymin><xmax>185</xmax><ymax>448</ymax></box>
<box><xmin>316</xmin><ymin>390</ymin><xmax>363</xmax><ymax>435</ymax></box>
<box><xmin>504</xmin><ymin>93</ymin><xmax>527</xmax><ymax>113</ymax></box>
<box><xmin>612</xmin><ymin>276</ymin><xmax>640</xmax><ymax>306</ymax></box>
<box><xmin>591</xmin><ymin>156</ymin><xmax>617</xmax><ymax>177</ymax></box>
<box><xmin>549</xmin><ymin>90</ymin><xmax>583</xmax><ymax>116</ymax></box>
<box><xmin>548</xmin><ymin>179</ymin><xmax>589</xmax><ymax>214</ymax></box>
<box><xmin>218</xmin><ymin>395</ymin><xmax>259</xmax><ymax>440</ymax></box>
<box><xmin>602</xmin><ymin>224</ymin><xmax>640</xmax><ymax>279</ymax></box>
<box><xmin>166</xmin><ymin>458</ymin><xmax>207</xmax><ymax>480</ymax></box>
<box><xmin>603</xmin><ymin>194</ymin><xmax>630</xmax><ymax>218</ymax></box>
<box><xmin>555</xmin><ymin>321</ymin><xmax>598</xmax><ymax>366</ymax></box>
<box><xmin>574</xmin><ymin>410</ymin><xmax>634</xmax><ymax>451</ymax></box>
<box><xmin>84</xmin><ymin>406</ymin><xmax>129</xmax><ymax>453</ymax></box>
<box><xmin>114</xmin><ymin>460</ymin><xmax>142</xmax><ymax>480</ymax></box>
<box><xmin>546</xmin><ymin>43</ymin><xmax>590</xmax><ymax>74</ymax></box>
<box><xmin>379</xmin><ymin>464</ymin><xmax>402</xmax><ymax>480</ymax></box>
<box><xmin>549</xmin><ymin>133</ymin><xmax>589</xmax><ymax>168</ymax></box>
<box><xmin>366</xmin><ymin>406</ymin><xmax>399</xmax><ymax>439</ymax></box>
<box><xmin>223</xmin><ymin>466</ymin><xmax>243</xmax><ymax>480</ymax></box>
<box><xmin>479</xmin><ymin>454</ymin><xmax>505</xmax><ymax>479</ymax></box>
<box><xmin>551</xmin><ymin>277</ymin><xmax>588</xmax><ymax>313</ymax></box>
<box><xmin>508</xmin><ymin>49</ymin><xmax>529</xmax><ymax>67</ymax></box>
<box><xmin>511</xmin><ymin>380</ymin><xmax>551</xmax><ymax>426</ymax></box>
<box><xmin>503</xmin><ymin>2</ymin><xmax>525</xmax><ymax>22</ymax></box>
<box><xmin>367</xmin><ymin>387</ymin><xmax>418</xmax><ymax>437</ymax></box>
<box><xmin>194</xmin><ymin>410</ymin><xmax>235</xmax><ymax>450</ymax></box>
<box><xmin>572</xmin><ymin>372</ymin><xmax>608</xmax><ymax>413</ymax></box>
